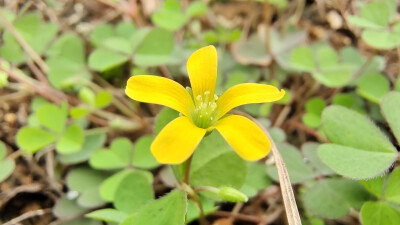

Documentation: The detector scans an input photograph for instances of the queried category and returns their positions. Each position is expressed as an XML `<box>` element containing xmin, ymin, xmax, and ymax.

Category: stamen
<box><xmin>190</xmin><ymin>91</ymin><xmax>219</xmax><ymax>128</ymax></box>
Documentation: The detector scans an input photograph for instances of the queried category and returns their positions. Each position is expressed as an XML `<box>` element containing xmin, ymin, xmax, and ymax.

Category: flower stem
<box><xmin>180</xmin><ymin>156</ymin><xmax>208</xmax><ymax>225</ymax></box>
<box><xmin>184</xmin><ymin>155</ymin><xmax>193</xmax><ymax>184</ymax></box>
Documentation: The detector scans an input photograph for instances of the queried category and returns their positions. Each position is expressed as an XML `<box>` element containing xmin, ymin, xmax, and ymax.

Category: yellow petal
<box><xmin>126</xmin><ymin>75</ymin><xmax>194</xmax><ymax>117</ymax></box>
<box><xmin>213</xmin><ymin>115</ymin><xmax>271</xmax><ymax>161</ymax></box>
<box><xmin>216</xmin><ymin>83</ymin><xmax>285</xmax><ymax>118</ymax></box>
<box><xmin>187</xmin><ymin>45</ymin><xmax>218</xmax><ymax>98</ymax></box>
<box><xmin>151</xmin><ymin>116</ymin><xmax>206</xmax><ymax>164</ymax></box>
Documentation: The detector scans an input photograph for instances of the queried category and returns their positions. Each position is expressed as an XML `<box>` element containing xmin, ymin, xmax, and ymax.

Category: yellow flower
<box><xmin>126</xmin><ymin>46</ymin><xmax>285</xmax><ymax>164</ymax></box>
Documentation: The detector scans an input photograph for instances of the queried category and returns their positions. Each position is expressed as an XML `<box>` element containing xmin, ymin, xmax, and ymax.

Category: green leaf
<box><xmin>59</xmin><ymin>133</ymin><xmax>106</xmax><ymax>164</ymax></box>
<box><xmin>186</xmin><ymin>198</ymin><xmax>217</xmax><ymax>223</ymax></box>
<box><xmin>66</xmin><ymin>167</ymin><xmax>107</xmax><ymax>208</ymax></box>
<box><xmin>302</xmin><ymin>142</ymin><xmax>334</xmax><ymax>176</ymax></box>
<box><xmin>361</xmin><ymin>202</ymin><xmax>400</xmax><ymax>225</ymax></box>
<box><xmin>86</xmin><ymin>208</ymin><xmax>128</xmax><ymax>223</ymax></box>
<box><xmin>317</xmin><ymin>46</ymin><xmax>338</xmax><ymax>69</ymax></box>
<box><xmin>231</xmin><ymin>34</ymin><xmax>272</xmax><ymax>66</ymax></box>
<box><xmin>47</xmin><ymin>57</ymin><xmax>90</xmax><ymax>89</ymax></box>
<box><xmin>89</xmin><ymin>138</ymin><xmax>132</xmax><ymax>170</ymax></box>
<box><xmin>186</xmin><ymin>1</ymin><xmax>208</xmax><ymax>17</ymax></box>
<box><xmin>190</xmin><ymin>132</ymin><xmax>247</xmax><ymax>188</ymax></box>
<box><xmin>385</xmin><ymin>168</ymin><xmax>400</xmax><ymax>204</ymax></box>
<box><xmin>90</xmin><ymin>24</ymin><xmax>115</xmax><ymax>46</ymax></box>
<box><xmin>0</xmin><ymin>159</ymin><xmax>15</xmax><ymax>182</ymax></box>
<box><xmin>53</xmin><ymin>197</ymin><xmax>87</xmax><ymax>218</ymax></box>
<box><xmin>100</xmin><ymin>169</ymin><xmax>134</xmax><ymax>202</ymax></box>
<box><xmin>132</xmin><ymin>136</ymin><xmax>160</xmax><ymax>169</ymax></box>
<box><xmin>116</xmin><ymin>22</ymin><xmax>136</xmax><ymax>39</ymax></box>
<box><xmin>360</xmin><ymin>176</ymin><xmax>385</xmax><ymax>198</ymax></box>
<box><xmin>381</xmin><ymin>92</ymin><xmax>400</xmax><ymax>143</ymax></box>
<box><xmin>95</xmin><ymin>91</ymin><xmax>112</xmax><ymax>108</ymax></box>
<box><xmin>131</xmin><ymin>190</ymin><xmax>187</xmax><ymax>225</ymax></box>
<box><xmin>70</xmin><ymin>107</ymin><xmax>90</xmax><ymax>120</ymax></box>
<box><xmin>290</xmin><ymin>47</ymin><xmax>316</xmax><ymax>72</ymax></box>
<box><xmin>16</xmin><ymin>127</ymin><xmax>57</xmax><ymax>153</ymax></box>
<box><xmin>357</xmin><ymin>73</ymin><xmax>390</xmax><ymax>103</ymax></box>
<box><xmin>266</xmin><ymin>143</ymin><xmax>315</xmax><ymax>184</ymax></box>
<box><xmin>362</xmin><ymin>29</ymin><xmax>400</xmax><ymax>50</ymax></box>
<box><xmin>134</xmin><ymin>28</ymin><xmax>174</xmax><ymax>66</ymax></box>
<box><xmin>241</xmin><ymin>162</ymin><xmax>271</xmax><ymax>197</ymax></box>
<box><xmin>302</xmin><ymin>113</ymin><xmax>322</xmax><ymax>128</ymax></box>
<box><xmin>0</xmin><ymin>9</ymin><xmax>15</xmax><ymax>28</ymax></box>
<box><xmin>151</xmin><ymin>0</ymin><xmax>186</xmax><ymax>31</ymax></box>
<box><xmin>0</xmin><ymin>141</ymin><xmax>6</xmax><ymax>160</ymax></box>
<box><xmin>318</xmin><ymin>106</ymin><xmax>397</xmax><ymax>179</ymax></box>
<box><xmin>88</xmin><ymin>48</ymin><xmax>129</xmax><ymax>72</ymax></box>
<box><xmin>313</xmin><ymin>68</ymin><xmax>352</xmax><ymax>87</ymax></box>
<box><xmin>37</xmin><ymin>104</ymin><xmax>67</xmax><ymax>133</ymax></box>
<box><xmin>304</xmin><ymin>178</ymin><xmax>372</xmax><ymax>219</ymax></box>
<box><xmin>360</xmin><ymin>1</ymin><xmax>390</xmax><ymax>28</ymax></box>
<box><xmin>56</xmin><ymin>125</ymin><xmax>85</xmax><ymax>154</ymax></box>
<box><xmin>154</xmin><ymin>107</ymin><xmax>179</xmax><ymax>135</ymax></box>
<box><xmin>47</xmin><ymin>33</ymin><xmax>85</xmax><ymax>65</ymax></box>
<box><xmin>4</xmin><ymin>13</ymin><xmax>58</xmax><ymax>56</ymax></box>
<box><xmin>302</xmin><ymin>97</ymin><xmax>326</xmax><ymax>128</ymax></box>
<box><xmin>114</xmin><ymin>172</ymin><xmax>154</xmax><ymax>214</ymax></box>
<box><xmin>102</xmin><ymin>37</ymin><xmax>132</xmax><ymax>54</ymax></box>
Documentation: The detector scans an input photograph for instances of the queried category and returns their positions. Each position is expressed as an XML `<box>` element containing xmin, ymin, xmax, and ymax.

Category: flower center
<box><xmin>190</xmin><ymin>90</ymin><xmax>219</xmax><ymax>129</ymax></box>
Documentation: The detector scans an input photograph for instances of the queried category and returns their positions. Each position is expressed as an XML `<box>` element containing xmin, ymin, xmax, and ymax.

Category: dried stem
<box><xmin>233</xmin><ymin>111</ymin><xmax>302</xmax><ymax>225</ymax></box>
<box><xmin>3</xmin><ymin>208</ymin><xmax>52</xmax><ymax>225</ymax></box>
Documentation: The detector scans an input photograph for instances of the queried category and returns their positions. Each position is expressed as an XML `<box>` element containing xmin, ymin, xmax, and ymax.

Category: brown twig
<box><xmin>26</xmin><ymin>59</ymin><xmax>50</xmax><ymax>86</ymax></box>
<box><xmin>212</xmin><ymin>211</ymin><xmax>262</xmax><ymax>223</ymax></box>
<box><xmin>3</xmin><ymin>208</ymin><xmax>52</xmax><ymax>225</ymax></box>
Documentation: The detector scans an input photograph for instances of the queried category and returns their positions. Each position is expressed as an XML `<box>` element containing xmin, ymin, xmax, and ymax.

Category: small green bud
<box><xmin>79</xmin><ymin>87</ymin><xmax>96</xmax><ymax>106</ymax></box>
<box><xmin>219</xmin><ymin>187</ymin><xmax>248</xmax><ymax>203</ymax></box>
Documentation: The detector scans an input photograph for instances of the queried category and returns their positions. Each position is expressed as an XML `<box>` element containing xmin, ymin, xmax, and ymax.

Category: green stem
<box><xmin>176</xmin><ymin>156</ymin><xmax>208</xmax><ymax>225</ymax></box>
<box><xmin>184</xmin><ymin>155</ymin><xmax>193</xmax><ymax>184</ymax></box>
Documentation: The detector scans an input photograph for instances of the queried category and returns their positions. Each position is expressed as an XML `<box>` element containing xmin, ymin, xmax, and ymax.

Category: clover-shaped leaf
<box><xmin>113</xmin><ymin>172</ymin><xmax>154</xmax><ymax>214</ymax></box>
<box><xmin>232</xmin><ymin>28</ymin><xmax>306</xmax><ymax>67</ymax></box>
<box><xmin>126</xmin><ymin>190</ymin><xmax>187</xmax><ymax>225</ymax></box>
<box><xmin>302</xmin><ymin>97</ymin><xmax>326</xmax><ymax>128</ymax></box>
<box><xmin>0</xmin><ymin>141</ymin><xmax>15</xmax><ymax>183</ymax></box>
<box><xmin>361</xmin><ymin>202</ymin><xmax>400</xmax><ymax>225</ymax></box>
<box><xmin>240</xmin><ymin>162</ymin><xmax>272</xmax><ymax>197</ymax></box>
<box><xmin>89</xmin><ymin>138</ymin><xmax>132</xmax><ymax>170</ymax></box>
<box><xmin>304</xmin><ymin>178</ymin><xmax>372</xmax><ymax>219</ymax></box>
<box><xmin>357</xmin><ymin>73</ymin><xmax>390</xmax><ymax>103</ymax></box>
<box><xmin>190</xmin><ymin>132</ymin><xmax>247</xmax><ymax>189</ymax></box>
<box><xmin>86</xmin><ymin>208</ymin><xmax>128</xmax><ymax>224</ymax></box>
<box><xmin>381</xmin><ymin>92</ymin><xmax>400</xmax><ymax>143</ymax></box>
<box><xmin>318</xmin><ymin>106</ymin><xmax>397</xmax><ymax>179</ymax></box>
<box><xmin>1</xmin><ymin>12</ymin><xmax>58</xmax><ymax>63</ymax></box>
<box><xmin>66</xmin><ymin>167</ymin><xmax>108</xmax><ymax>208</ymax></box>
<box><xmin>151</xmin><ymin>0</ymin><xmax>207</xmax><ymax>31</ymax></box>
<box><xmin>290</xmin><ymin>44</ymin><xmax>384</xmax><ymax>87</ymax></box>
<box><xmin>46</xmin><ymin>33</ymin><xmax>90</xmax><ymax>89</ymax></box>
